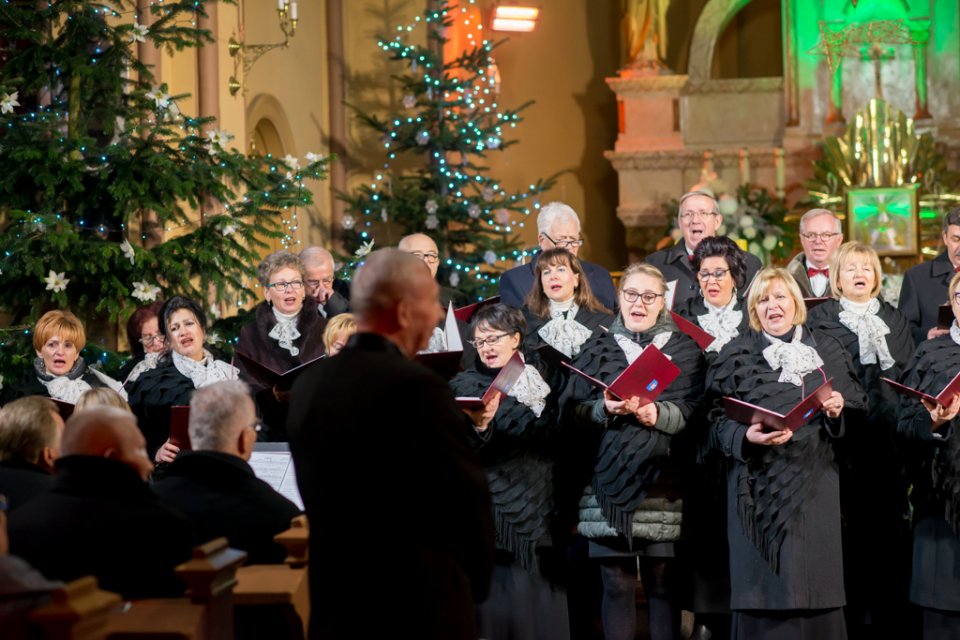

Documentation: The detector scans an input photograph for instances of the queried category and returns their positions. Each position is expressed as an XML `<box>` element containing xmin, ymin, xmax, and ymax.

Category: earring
<box><xmin>698</xmin><ymin>287</ymin><xmax>704</xmax><ymax>297</ymax></box>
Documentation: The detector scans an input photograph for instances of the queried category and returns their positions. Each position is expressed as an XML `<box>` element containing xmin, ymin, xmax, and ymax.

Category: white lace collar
<box><xmin>124</xmin><ymin>351</ymin><xmax>162</xmax><ymax>385</ymax></box>
<box><xmin>172</xmin><ymin>349</ymin><xmax>238</xmax><ymax>389</ymax></box>
<box><xmin>762</xmin><ymin>326</ymin><xmax>824</xmax><ymax>386</ymax></box>
<box><xmin>41</xmin><ymin>376</ymin><xmax>92</xmax><ymax>404</ymax></box>
<box><xmin>951</xmin><ymin>320</ymin><xmax>960</xmax><ymax>347</ymax></box>
<box><xmin>509</xmin><ymin>364</ymin><xmax>551</xmax><ymax>418</ymax></box>
<box><xmin>698</xmin><ymin>297</ymin><xmax>742</xmax><ymax>354</ymax></box>
<box><xmin>838</xmin><ymin>297</ymin><xmax>895</xmax><ymax>370</ymax></box>
<box><xmin>538</xmin><ymin>301</ymin><xmax>592</xmax><ymax>358</ymax></box>
<box><xmin>548</xmin><ymin>297</ymin><xmax>576</xmax><ymax>317</ymax></box>
<box><xmin>268</xmin><ymin>307</ymin><xmax>302</xmax><ymax>357</ymax></box>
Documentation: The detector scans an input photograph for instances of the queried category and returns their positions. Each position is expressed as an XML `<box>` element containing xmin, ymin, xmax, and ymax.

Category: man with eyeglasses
<box><xmin>646</xmin><ymin>191</ymin><xmax>761</xmax><ymax>308</ymax></box>
<box><xmin>498</xmin><ymin>202</ymin><xmax>617</xmax><ymax>309</ymax></box>
<box><xmin>398</xmin><ymin>233</ymin><xmax>468</xmax><ymax>308</ymax></box>
<box><xmin>299</xmin><ymin>246</ymin><xmax>350</xmax><ymax>319</ymax></box>
<box><xmin>785</xmin><ymin>208</ymin><xmax>844</xmax><ymax>298</ymax></box>
<box><xmin>899</xmin><ymin>207</ymin><xmax>960</xmax><ymax>343</ymax></box>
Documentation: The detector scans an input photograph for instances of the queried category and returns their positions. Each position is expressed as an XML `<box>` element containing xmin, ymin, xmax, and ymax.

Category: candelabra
<box><xmin>228</xmin><ymin>0</ymin><xmax>299</xmax><ymax>96</ymax></box>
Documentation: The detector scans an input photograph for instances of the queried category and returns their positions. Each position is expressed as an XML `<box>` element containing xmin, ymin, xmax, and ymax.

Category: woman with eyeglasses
<box><xmin>118</xmin><ymin>301</ymin><xmax>167</xmax><ymax>385</ymax></box>
<box><xmin>707</xmin><ymin>268</ymin><xmax>865</xmax><ymax>640</ymax></box>
<box><xmin>522</xmin><ymin>247</ymin><xmax>613</xmax><ymax>363</ymax></box>
<box><xmin>805</xmin><ymin>241</ymin><xmax>914</xmax><ymax>638</ymax></box>
<box><xmin>448</xmin><ymin>303</ymin><xmax>569</xmax><ymax>640</ymax></box>
<box><xmin>127</xmin><ymin>296</ymin><xmax>239</xmax><ymax>464</ymax></box>
<box><xmin>1</xmin><ymin>310</ymin><xmax>125</xmax><ymax>406</ymax></box>
<box><xmin>235</xmin><ymin>250</ymin><xmax>328</xmax><ymax>441</ymax></box>
<box><xmin>895</xmin><ymin>270</ymin><xmax>960</xmax><ymax>639</ymax></box>
<box><xmin>561</xmin><ymin>263</ymin><xmax>705</xmax><ymax>640</ymax></box>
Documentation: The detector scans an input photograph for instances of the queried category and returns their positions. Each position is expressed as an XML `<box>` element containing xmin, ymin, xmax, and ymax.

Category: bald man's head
<box><xmin>398</xmin><ymin>233</ymin><xmax>440</xmax><ymax>278</ymax></box>
<box><xmin>63</xmin><ymin>408</ymin><xmax>154</xmax><ymax>481</ymax></box>
<box><xmin>351</xmin><ymin>248</ymin><xmax>442</xmax><ymax>356</ymax></box>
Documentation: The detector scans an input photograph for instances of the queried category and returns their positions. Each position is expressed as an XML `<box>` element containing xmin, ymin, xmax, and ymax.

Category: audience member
<box><xmin>118</xmin><ymin>301</ymin><xmax>166</xmax><ymax>384</ymax></box>
<box><xmin>785</xmin><ymin>208</ymin><xmax>844</xmax><ymax>298</ymax></box>
<box><xmin>75</xmin><ymin>387</ymin><xmax>132</xmax><ymax>413</ymax></box>
<box><xmin>0</xmin><ymin>397</ymin><xmax>62</xmax><ymax>512</ymax></box>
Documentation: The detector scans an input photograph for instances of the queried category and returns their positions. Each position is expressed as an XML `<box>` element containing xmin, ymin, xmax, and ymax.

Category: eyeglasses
<box><xmin>543</xmin><ymin>233</ymin><xmax>584</xmax><ymax>250</ymax></box>
<box><xmin>953</xmin><ymin>292</ymin><xmax>960</xmax><ymax>306</ymax></box>
<box><xmin>139</xmin><ymin>333</ymin><xmax>165</xmax><ymax>346</ymax></box>
<box><xmin>679</xmin><ymin>209</ymin><xmax>719</xmax><ymax>221</ymax></box>
<box><xmin>306</xmin><ymin>278</ymin><xmax>335</xmax><ymax>289</ymax></box>
<box><xmin>697</xmin><ymin>269</ymin><xmax>730</xmax><ymax>282</ymax></box>
<box><xmin>469</xmin><ymin>333</ymin><xmax>511</xmax><ymax>349</ymax></box>
<box><xmin>411</xmin><ymin>251</ymin><xmax>440</xmax><ymax>264</ymax></box>
<box><xmin>800</xmin><ymin>231</ymin><xmax>841</xmax><ymax>243</ymax></box>
<box><xmin>621</xmin><ymin>289</ymin><xmax>664</xmax><ymax>305</ymax></box>
<box><xmin>266</xmin><ymin>280</ymin><xmax>304</xmax><ymax>292</ymax></box>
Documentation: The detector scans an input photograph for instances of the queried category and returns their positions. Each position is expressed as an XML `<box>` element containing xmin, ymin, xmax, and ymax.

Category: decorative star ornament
<box><xmin>44</xmin><ymin>270</ymin><xmax>69</xmax><ymax>293</ymax></box>
<box><xmin>131</xmin><ymin>281</ymin><xmax>161</xmax><ymax>302</ymax></box>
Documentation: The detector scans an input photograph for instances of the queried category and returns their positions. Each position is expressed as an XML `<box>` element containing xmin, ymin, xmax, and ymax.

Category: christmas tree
<box><xmin>339</xmin><ymin>0</ymin><xmax>557</xmax><ymax>299</ymax></box>
<box><xmin>0</xmin><ymin>0</ymin><xmax>328</xmax><ymax>379</ymax></box>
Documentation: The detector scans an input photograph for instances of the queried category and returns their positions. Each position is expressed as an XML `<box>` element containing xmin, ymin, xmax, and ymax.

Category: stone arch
<box><xmin>686</xmin><ymin>0</ymin><xmax>754</xmax><ymax>86</ymax></box>
<box><xmin>246</xmin><ymin>93</ymin><xmax>296</xmax><ymax>157</ymax></box>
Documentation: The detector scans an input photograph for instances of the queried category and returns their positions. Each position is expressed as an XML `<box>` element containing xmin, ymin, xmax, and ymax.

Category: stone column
<box><xmin>911</xmin><ymin>26</ymin><xmax>932</xmax><ymax>120</ymax></box>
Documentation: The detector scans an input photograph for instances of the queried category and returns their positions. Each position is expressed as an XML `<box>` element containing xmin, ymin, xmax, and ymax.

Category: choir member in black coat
<box><xmin>708</xmin><ymin>268</ymin><xmax>866</xmax><ymax>640</ymax></box>
<box><xmin>0</xmin><ymin>396</ymin><xmax>62</xmax><ymax>512</ymax></box>
<box><xmin>522</xmin><ymin>247</ymin><xmax>613</xmax><ymax>362</ymax></box>
<box><xmin>896</xmin><ymin>270</ymin><xmax>960</xmax><ymax>640</ymax></box>
<box><xmin>449</xmin><ymin>304</ymin><xmax>568</xmax><ymax>640</ymax></box>
<box><xmin>562</xmin><ymin>263</ymin><xmax>705</xmax><ymax>640</ymax></box>
<box><xmin>117</xmin><ymin>301</ymin><xmax>166</xmax><ymax>384</ymax></box>
<box><xmin>807</xmin><ymin>242</ymin><xmax>915</xmax><ymax>639</ymax></box>
<box><xmin>673</xmin><ymin>235</ymin><xmax>751</xmax><ymax>639</ymax></box>
<box><xmin>235</xmin><ymin>251</ymin><xmax>326</xmax><ymax>440</ymax></box>
<box><xmin>286</xmin><ymin>249</ymin><xmax>494</xmax><ymax>640</ymax></box>
<box><xmin>127</xmin><ymin>296</ymin><xmax>239</xmax><ymax>462</ymax></box>
<box><xmin>0</xmin><ymin>310</ymin><xmax>123</xmax><ymax>406</ymax></box>
<box><xmin>898</xmin><ymin>208</ymin><xmax>960</xmax><ymax>344</ymax></box>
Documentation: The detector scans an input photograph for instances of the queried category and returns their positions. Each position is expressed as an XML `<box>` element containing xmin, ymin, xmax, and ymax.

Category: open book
<box><xmin>416</xmin><ymin>301</ymin><xmax>464</xmax><ymax>380</ymax></box>
<box><xmin>454</xmin><ymin>296</ymin><xmax>500</xmax><ymax>324</ymax></box>
<box><xmin>234</xmin><ymin>350</ymin><xmax>325</xmax><ymax>391</ymax></box>
<box><xmin>723</xmin><ymin>378</ymin><xmax>834</xmax><ymax>432</ymax></box>
<box><xmin>248</xmin><ymin>443</ymin><xmax>304</xmax><ymax>511</ymax></box>
<box><xmin>455</xmin><ymin>351</ymin><xmax>526</xmax><ymax>409</ymax></box>
<box><xmin>563</xmin><ymin>343</ymin><xmax>680</xmax><ymax>403</ymax></box>
<box><xmin>883</xmin><ymin>370</ymin><xmax>960</xmax><ymax>407</ymax></box>
<box><xmin>669</xmin><ymin>311</ymin><xmax>716</xmax><ymax>351</ymax></box>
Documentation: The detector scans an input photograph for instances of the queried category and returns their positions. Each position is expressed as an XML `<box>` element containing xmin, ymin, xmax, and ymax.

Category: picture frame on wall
<box><xmin>847</xmin><ymin>184</ymin><xmax>920</xmax><ymax>257</ymax></box>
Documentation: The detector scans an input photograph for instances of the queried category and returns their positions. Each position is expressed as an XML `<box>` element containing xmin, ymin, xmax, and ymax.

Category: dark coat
<box><xmin>127</xmin><ymin>359</ymin><xmax>198</xmax><ymax>457</ymax></box>
<box><xmin>707</xmin><ymin>327</ymin><xmax>867</xmax><ymax>611</ymax></box>
<box><xmin>785</xmin><ymin>252</ymin><xmax>819</xmax><ymax>299</ymax></box>
<box><xmin>319</xmin><ymin>290</ymin><xmax>350</xmax><ymax>318</ymax></box>
<box><xmin>499</xmin><ymin>253</ymin><xmax>618</xmax><ymax>311</ymax></box>
<box><xmin>152</xmin><ymin>450</ymin><xmax>301</xmax><ymax>565</ymax></box>
<box><xmin>0</xmin><ymin>460</ymin><xmax>53</xmax><ymax>512</ymax></box>
<box><xmin>236</xmin><ymin>301</ymin><xmax>327</xmax><ymax>439</ymax></box>
<box><xmin>7</xmin><ymin>455</ymin><xmax>194</xmax><ymax>599</ymax></box>
<box><xmin>896</xmin><ymin>335</ymin><xmax>960</xmax><ymax>611</ymax></box>
<box><xmin>645</xmin><ymin>239</ymin><xmax>762</xmax><ymax>309</ymax></box>
<box><xmin>287</xmin><ymin>332</ymin><xmax>494</xmax><ymax>640</ymax></box>
<box><xmin>898</xmin><ymin>250</ymin><xmax>953</xmax><ymax>345</ymax></box>
<box><xmin>0</xmin><ymin>370</ymin><xmax>109</xmax><ymax>406</ymax></box>
<box><xmin>449</xmin><ymin>362</ymin><xmax>558</xmax><ymax>572</ymax></box>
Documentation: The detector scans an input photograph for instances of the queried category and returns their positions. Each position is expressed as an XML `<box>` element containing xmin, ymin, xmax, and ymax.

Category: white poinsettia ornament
<box><xmin>355</xmin><ymin>239</ymin><xmax>376</xmax><ymax>258</ymax></box>
<box><xmin>305</xmin><ymin>151</ymin><xmax>323</xmax><ymax>165</ymax></box>
<box><xmin>145</xmin><ymin>88</ymin><xmax>171</xmax><ymax>111</ymax></box>
<box><xmin>131</xmin><ymin>281</ymin><xmax>161</xmax><ymax>302</ymax></box>
<box><xmin>283</xmin><ymin>154</ymin><xmax>301</xmax><ymax>172</ymax></box>
<box><xmin>0</xmin><ymin>91</ymin><xmax>19</xmax><ymax>115</ymax></box>
<box><xmin>205</xmin><ymin>128</ymin><xmax>233</xmax><ymax>155</ymax></box>
<box><xmin>120</xmin><ymin>239</ymin><xmax>135</xmax><ymax>265</ymax></box>
<box><xmin>44</xmin><ymin>270</ymin><xmax>69</xmax><ymax>293</ymax></box>
<box><xmin>130</xmin><ymin>21</ymin><xmax>149</xmax><ymax>43</ymax></box>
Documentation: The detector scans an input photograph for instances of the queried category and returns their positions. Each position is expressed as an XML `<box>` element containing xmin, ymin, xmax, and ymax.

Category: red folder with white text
<box><xmin>456</xmin><ymin>351</ymin><xmax>525</xmax><ymax>409</ymax></box>
<box><xmin>562</xmin><ymin>343</ymin><xmax>680</xmax><ymax>404</ymax></box>
<box><xmin>883</xmin><ymin>370</ymin><xmax>960</xmax><ymax>407</ymax></box>
<box><xmin>723</xmin><ymin>378</ymin><xmax>834</xmax><ymax>432</ymax></box>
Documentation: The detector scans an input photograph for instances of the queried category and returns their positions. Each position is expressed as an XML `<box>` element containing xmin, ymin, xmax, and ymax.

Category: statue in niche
<box><xmin>622</xmin><ymin>0</ymin><xmax>670</xmax><ymax>73</ymax></box>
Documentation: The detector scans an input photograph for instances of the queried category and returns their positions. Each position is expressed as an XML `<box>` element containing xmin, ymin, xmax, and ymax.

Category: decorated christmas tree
<box><xmin>339</xmin><ymin>0</ymin><xmax>557</xmax><ymax>299</ymax></box>
<box><xmin>0</xmin><ymin>0</ymin><xmax>327</xmax><ymax>379</ymax></box>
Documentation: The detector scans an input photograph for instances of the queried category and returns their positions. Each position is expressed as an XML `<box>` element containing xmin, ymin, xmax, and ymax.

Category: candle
<box><xmin>739</xmin><ymin>147</ymin><xmax>751</xmax><ymax>186</ymax></box>
<box><xmin>277</xmin><ymin>0</ymin><xmax>285</xmax><ymax>11</ymax></box>
<box><xmin>291</xmin><ymin>1</ymin><xmax>298</xmax><ymax>20</ymax></box>
<box><xmin>775</xmin><ymin>147</ymin><xmax>785</xmax><ymax>197</ymax></box>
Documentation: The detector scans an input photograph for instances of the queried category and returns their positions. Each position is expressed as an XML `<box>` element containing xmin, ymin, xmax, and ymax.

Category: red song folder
<box><xmin>883</xmin><ymin>370</ymin><xmax>960</xmax><ymax>407</ymax></box>
<box><xmin>169</xmin><ymin>405</ymin><xmax>191</xmax><ymax>451</ymax></box>
<box><xmin>456</xmin><ymin>351</ymin><xmax>526</xmax><ymax>409</ymax></box>
<box><xmin>669</xmin><ymin>311</ymin><xmax>716</xmax><ymax>351</ymax></box>
<box><xmin>454</xmin><ymin>296</ymin><xmax>501</xmax><ymax>324</ymax></box>
<box><xmin>723</xmin><ymin>378</ymin><xmax>834</xmax><ymax>432</ymax></box>
<box><xmin>804</xmin><ymin>297</ymin><xmax>831</xmax><ymax>311</ymax></box>
<box><xmin>562</xmin><ymin>343</ymin><xmax>680</xmax><ymax>404</ymax></box>
<box><xmin>938</xmin><ymin>303</ymin><xmax>953</xmax><ymax>330</ymax></box>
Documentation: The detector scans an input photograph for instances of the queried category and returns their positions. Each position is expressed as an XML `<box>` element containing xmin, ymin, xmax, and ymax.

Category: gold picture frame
<box><xmin>846</xmin><ymin>185</ymin><xmax>920</xmax><ymax>257</ymax></box>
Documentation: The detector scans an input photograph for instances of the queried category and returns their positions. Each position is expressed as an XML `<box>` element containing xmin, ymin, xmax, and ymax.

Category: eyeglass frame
<box><xmin>621</xmin><ymin>289</ymin><xmax>664</xmax><ymax>305</ymax></box>
<box><xmin>542</xmin><ymin>232</ymin><xmax>584</xmax><ymax>250</ymax></box>
<box><xmin>697</xmin><ymin>268</ymin><xmax>730</xmax><ymax>282</ymax></box>
<box><xmin>306</xmin><ymin>277</ymin><xmax>335</xmax><ymax>290</ymax></box>
<box><xmin>265</xmin><ymin>280</ymin><xmax>305</xmax><ymax>292</ymax></box>
<box><xmin>411</xmin><ymin>251</ymin><xmax>440</xmax><ymax>264</ymax></box>
<box><xmin>799</xmin><ymin>231</ymin><xmax>842</xmax><ymax>243</ymax></box>
<box><xmin>468</xmin><ymin>332</ymin><xmax>513</xmax><ymax>349</ymax></box>
<box><xmin>139</xmin><ymin>333</ymin><xmax>165</xmax><ymax>346</ymax></box>
<box><xmin>678</xmin><ymin>209</ymin><xmax>720</xmax><ymax>221</ymax></box>
<box><xmin>953</xmin><ymin>292</ymin><xmax>960</xmax><ymax>306</ymax></box>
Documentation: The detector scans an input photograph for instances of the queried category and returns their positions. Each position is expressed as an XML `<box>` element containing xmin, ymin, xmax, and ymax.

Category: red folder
<box><xmin>670</xmin><ymin>311</ymin><xmax>716</xmax><ymax>351</ymax></box>
<box><xmin>234</xmin><ymin>350</ymin><xmax>325</xmax><ymax>390</ymax></box>
<box><xmin>562</xmin><ymin>343</ymin><xmax>680</xmax><ymax>403</ymax></box>
<box><xmin>169</xmin><ymin>405</ymin><xmax>191</xmax><ymax>451</ymax></box>
<box><xmin>804</xmin><ymin>297</ymin><xmax>831</xmax><ymax>310</ymax></box>
<box><xmin>454</xmin><ymin>296</ymin><xmax>501</xmax><ymax>324</ymax></box>
<box><xmin>937</xmin><ymin>303</ymin><xmax>953</xmax><ymax>330</ymax></box>
<box><xmin>456</xmin><ymin>351</ymin><xmax>525</xmax><ymax>409</ymax></box>
<box><xmin>723</xmin><ymin>378</ymin><xmax>834</xmax><ymax>432</ymax></box>
<box><xmin>882</xmin><ymin>370</ymin><xmax>960</xmax><ymax>407</ymax></box>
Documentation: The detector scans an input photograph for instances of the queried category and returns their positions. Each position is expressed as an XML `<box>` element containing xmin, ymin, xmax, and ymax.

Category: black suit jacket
<box><xmin>153</xmin><ymin>451</ymin><xmax>301</xmax><ymax>565</ymax></box>
<box><xmin>645</xmin><ymin>240</ymin><xmax>762</xmax><ymax>308</ymax></box>
<box><xmin>0</xmin><ymin>460</ymin><xmax>53</xmax><ymax>513</ymax></box>
<box><xmin>898</xmin><ymin>251</ymin><xmax>954</xmax><ymax>344</ymax></box>
<box><xmin>286</xmin><ymin>332</ymin><xmax>494</xmax><ymax>639</ymax></box>
<box><xmin>7</xmin><ymin>455</ymin><xmax>194</xmax><ymax>599</ymax></box>
<box><xmin>499</xmin><ymin>253</ymin><xmax>617</xmax><ymax>310</ymax></box>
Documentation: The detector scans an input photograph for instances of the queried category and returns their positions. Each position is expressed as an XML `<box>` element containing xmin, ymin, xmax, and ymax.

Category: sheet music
<box><xmin>249</xmin><ymin>450</ymin><xmax>304</xmax><ymax>511</ymax></box>
<box><xmin>444</xmin><ymin>301</ymin><xmax>463</xmax><ymax>352</ymax></box>
<box><xmin>665</xmin><ymin>280</ymin><xmax>678</xmax><ymax>310</ymax></box>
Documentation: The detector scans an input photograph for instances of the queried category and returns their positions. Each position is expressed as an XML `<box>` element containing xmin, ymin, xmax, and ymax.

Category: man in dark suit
<box><xmin>153</xmin><ymin>380</ymin><xmax>301</xmax><ymax>565</ymax></box>
<box><xmin>498</xmin><ymin>202</ymin><xmax>617</xmax><ymax>309</ymax></box>
<box><xmin>7</xmin><ymin>407</ymin><xmax>194</xmax><ymax>599</ymax></box>
<box><xmin>398</xmin><ymin>232</ymin><xmax>468</xmax><ymax>308</ymax></box>
<box><xmin>785</xmin><ymin>208</ymin><xmax>844</xmax><ymax>298</ymax></box>
<box><xmin>0</xmin><ymin>396</ymin><xmax>62</xmax><ymax>512</ymax></box>
<box><xmin>287</xmin><ymin>248</ymin><xmax>496</xmax><ymax>639</ymax></box>
<box><xmin>899</xmin><ymin>208</ymin><xmax>960</xmax><ymax>344</ymax></box>
<box><xmin>300</xmin><ymin>246</ymin><xmax>350</xmax><ymax>318</ymax></box>
<box><xmin>646</xmin><ymin>191</ymin><xmax>762</xmax><ymax>308</ymax></box>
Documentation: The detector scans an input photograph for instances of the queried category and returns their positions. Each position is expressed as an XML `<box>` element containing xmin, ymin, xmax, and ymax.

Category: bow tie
<box><xmin>807</xmin><ymin>267</ymin><xmax>829</xmax><ymax>278</ymax></box>
<box><xmin>954</xmin><ymin>265</ymin><xmax>960</xmax><ymax>274</ymax></box>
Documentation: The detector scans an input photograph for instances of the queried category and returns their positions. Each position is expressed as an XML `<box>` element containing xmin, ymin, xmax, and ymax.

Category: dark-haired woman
<box><xmin>127</xmin><ymin>296</ymin><xmax>239</xmax><ymax>462</ymax></box>
<box><xmin>235</xmin><ymin>250</ymin><xmax>327</xmax><ymax>440</ymax></box>
<box><xmin>563</xmin><ymin>263</ymin><xmax>705</xmax><ymax>640</ymax></box>
<box><xmin>449</xmin><ymin>303</ymin><xmax>568</xmax><ymax>640</ymax></box>
<box><xmin>118</xmin><ymin>301</ymin><xmax>166</xmax><ymax>385</ymax></box>
<box><xmin>807</xmin><ymin>242</ymin><xmax>915</xmax><ymax>639</ymax></box>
